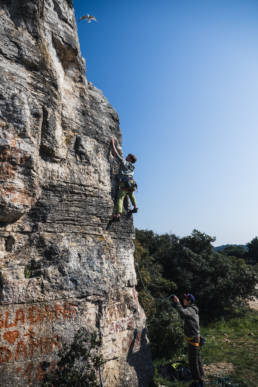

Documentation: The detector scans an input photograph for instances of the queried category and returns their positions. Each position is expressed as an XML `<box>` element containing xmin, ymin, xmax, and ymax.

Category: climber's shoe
<box><xmin>128</xmin><ymin>207</ymin><xmax>138</xmax><ymax>215</ymax></box>
<box><xmin>112</xmin><ymin>214</ymin><xmax>121</xmax><ymax>221</ymax></box>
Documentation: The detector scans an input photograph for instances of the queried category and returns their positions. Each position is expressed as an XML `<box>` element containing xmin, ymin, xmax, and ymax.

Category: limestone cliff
<box><xmin>0</xmin><ymin>1</ymin><xmax>153</xmax><ymax>385</ymax></box>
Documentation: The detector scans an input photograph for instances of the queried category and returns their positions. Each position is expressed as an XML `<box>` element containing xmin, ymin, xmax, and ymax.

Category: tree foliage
<box><xmin>134</xmin><ymin>238</ymin><xmax>184</xmax><ymax>359</ymax></box>
<box><xmin>134</xmin><ymin>229</ymin><xmax>257</xmax><ymax>360</ymax></box>
<box><xmin>247</xmin><ymin>237</ymin><xmax>258</xmax><ymax>264</ymax></box>
<box><xmin>222</xmin><ymin>245</ymin><xmax>247</xmax><ymax>259</ymax></box>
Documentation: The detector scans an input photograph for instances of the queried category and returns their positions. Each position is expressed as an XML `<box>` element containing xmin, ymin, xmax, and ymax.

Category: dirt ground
<box><xmin>249</xmin><ymin>298</ymin><xmax>258</xmax><ymax>310</ymax></box>
<box><xmin>203</xmin><ymin>362</ymin><xmax>234</xmax><ymax>377</ymax></box>
<box><xmin>248</xmin><ymin>292</ymin><xmax>258</xmax><ymax>311</ymax></box>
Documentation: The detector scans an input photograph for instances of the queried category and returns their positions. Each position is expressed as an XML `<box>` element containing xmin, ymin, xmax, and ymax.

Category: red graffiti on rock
<box><xmin>0</xmin><ymin>347</ymin><xmax>12</xmax><ymax>363</ymax></box>
<box><xmin>0</xmin><ymin>303</ymin><xmax>76</xmax><ymax>365</ymax></box>
<box><xmin>0</xmin><ymin>303</ymin><xmax>76</xmax><ymax>330</ymax></box>
<box><xmin>3</xmin><ymin>330</ymin><xmax>20</xmax><ymax>345</ymax></box>
<box><xmin>0</xmin><ymin>334</ymin><xmax>61</xmax><ymax>363</ymax></box>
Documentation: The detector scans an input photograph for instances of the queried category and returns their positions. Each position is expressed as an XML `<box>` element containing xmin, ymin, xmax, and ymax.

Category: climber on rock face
<box><xmin>110</xmin><ymin>137</ymin><xmax>138</xmax><ymax>220</ymax></box>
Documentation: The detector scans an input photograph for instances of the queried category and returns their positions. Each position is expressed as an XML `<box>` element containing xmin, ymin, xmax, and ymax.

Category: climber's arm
<box><xmin>110</xmin><ymin>137</ymin><xmax>122</xmax><ymax>160</ymax></box>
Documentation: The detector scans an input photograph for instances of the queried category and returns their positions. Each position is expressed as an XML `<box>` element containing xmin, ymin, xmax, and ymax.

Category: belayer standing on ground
<box><xmin>172</xmin><ymin>293</ymin><xmax>205</xmax><ymax>387</ymax></box>
<box><xmin>110</xmin><ymin>137</ymin><xmax>138</xmax><ymax>220</ymax></box>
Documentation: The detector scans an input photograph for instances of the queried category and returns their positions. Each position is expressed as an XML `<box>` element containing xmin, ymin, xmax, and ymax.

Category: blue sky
<box><xmin>74</xmin><ymin>0</ymin><xmax>258</xmax><ymax>245</ymax></box>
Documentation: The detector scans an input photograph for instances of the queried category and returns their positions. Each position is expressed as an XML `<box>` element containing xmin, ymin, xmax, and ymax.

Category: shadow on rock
<box><xmin>127</xmin><ymin>328</ymin><xmax>154</xmax><ymax>387</ymax></box>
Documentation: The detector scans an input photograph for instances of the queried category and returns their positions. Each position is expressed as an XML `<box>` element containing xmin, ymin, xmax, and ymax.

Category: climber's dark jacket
<box><xmin>175</xmin><ymin>303</ymin><xmax>200</xmax><ymax>340</ymax></box>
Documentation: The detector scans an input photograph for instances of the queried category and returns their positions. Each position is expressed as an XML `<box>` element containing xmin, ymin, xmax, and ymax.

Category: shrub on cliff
<box><xmin>43</xmin><ymin>328</ymin><xmax>102</xmax><ymax>386</ymax></box>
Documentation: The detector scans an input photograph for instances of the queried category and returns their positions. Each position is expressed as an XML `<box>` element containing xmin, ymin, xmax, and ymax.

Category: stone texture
<box><xmin>0</xmin><ymin>1</ymin><xmax>153</xmax><ymax>385</ymax></box>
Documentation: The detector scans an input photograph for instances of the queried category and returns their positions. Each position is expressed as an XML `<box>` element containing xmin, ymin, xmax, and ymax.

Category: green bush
<box><xmin>147</xmin><ymin>299</ymin><xmax>185</xmax><ymax>359</ymax></box>
<box><xmin>43</xmin><ymin>328</ymin><xmax>102</xmax><ymax>386</ymax></box>
<box><xmin>135</xmin><ymin>229</ymin><xmax>257</xmax><ymax>362</ymax></box>
<box><xmin>134</xmin><ymin>238</ymin><xmax>184</xmax><ymax>359</ymax></box>
<box><xmin>136</xmin><ymin>229</ymin><xmax>257</xmax><ymax>322</ymax></box>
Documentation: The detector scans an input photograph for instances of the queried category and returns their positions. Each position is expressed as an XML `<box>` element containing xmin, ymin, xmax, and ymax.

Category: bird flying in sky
<box><xmin>79</xmin><ymin>14</ymin><xmax>97</xmax><ymax>23</ymax></box>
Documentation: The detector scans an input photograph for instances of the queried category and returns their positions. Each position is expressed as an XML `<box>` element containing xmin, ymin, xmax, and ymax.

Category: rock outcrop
<box><xmin>0</xmin><ymin>1</ymin><xmax>153</xmax><ymax>385</ymax></box>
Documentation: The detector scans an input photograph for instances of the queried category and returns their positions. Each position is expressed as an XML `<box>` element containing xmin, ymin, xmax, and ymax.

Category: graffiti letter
<box><xmin>29</xmin><ymin>338</ymin><xmax>44</xmax><ymax>357</ymax></box>
<box><xmin>55</xmin><ymin>304</ymin><xmax>66</xmax><ymax>319</ymax></box>
<box><xmin>42</xmin><ymin>305</ymin><xmax>54</xmax><ymax>321</ymax></box>
<box><xmin>14</xmin><ymin>309</ymin><xmax>25</xmax><ymax>326</ymax></box>
<box><xmin>15</xmin><ymin>341</ymin><xmax>27</xmax><ymax>361</ymax></box>
<box><xmin>0</xmin><ymin>314</ymin><xmax>4</xmax><ymax>329</ymax></box>
<box><xmin>4</xmin><ymin>311</ymin><xmax>16</xmax><ymax>328</ymax></box>
<box><xmin>3</xmin><ymin>330</ymin><xmax>20</xmax><ymax>345</ymax></box>
<box><xmin>50</xmin><ymin>335</ymin><xmax>61</xmax><ymax>351</ymax></box>
<box><xmin>64</xmin><ymin>303</ymin><xmax>76</xmax><ymax>318</ymax></box>
<box><xmin>28</xmin><ymin>306</ymin><xmax>41</xmax><ymax>325</ymax></box>
<box><xmin>0</xmin><ymin>347</ymin><xmax>12</xmax><ymax>363</ymax></box>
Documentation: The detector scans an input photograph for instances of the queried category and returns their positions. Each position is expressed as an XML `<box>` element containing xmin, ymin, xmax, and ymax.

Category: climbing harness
<box><xmin>186</xmin><ymin>336</ymin><xmax>200</xmax><ymax>347</ymax></box>
<box><xmin>118</xmin><ymin>176</ymin><xmax>138</xmax><ymax>192</ymax></box>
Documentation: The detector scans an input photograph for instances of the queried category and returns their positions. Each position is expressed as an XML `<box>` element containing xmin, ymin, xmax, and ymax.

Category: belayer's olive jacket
<box><xmin>175</xmin><ymin>303</ymin><xmax>200</xmax><ymax>340</ymax></box>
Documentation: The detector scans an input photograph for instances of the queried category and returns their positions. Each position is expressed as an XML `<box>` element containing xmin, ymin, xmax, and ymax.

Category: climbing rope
<box><xmin>99</xmin><ymin>366</ymin><xmax>104</xmax><ymax>387</ymax></box>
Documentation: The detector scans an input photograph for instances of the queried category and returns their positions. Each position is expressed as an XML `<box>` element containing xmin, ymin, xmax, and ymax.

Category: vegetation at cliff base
<box><xmin>43</xmin><ymin>328</ymin><xmax>102</xmax><ymax>386</ymax></box>
<box><xmin>134</xmin><ymin>229</ymin><xmax>258</xmax><ymax>386</ymax></box>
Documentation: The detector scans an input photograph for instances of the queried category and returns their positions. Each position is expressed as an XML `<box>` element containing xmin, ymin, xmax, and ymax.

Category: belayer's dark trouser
<box><xmin>188</xmin><ymin>344</ymin><xmax>204</xmax><ymax>381</ymax></box>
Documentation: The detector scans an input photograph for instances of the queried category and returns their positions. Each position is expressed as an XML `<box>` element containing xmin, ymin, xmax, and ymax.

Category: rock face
<box><xmin>0</xmin><ymin>1</ymin><xmax>153</xmax><ymax>385</ymax></box>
